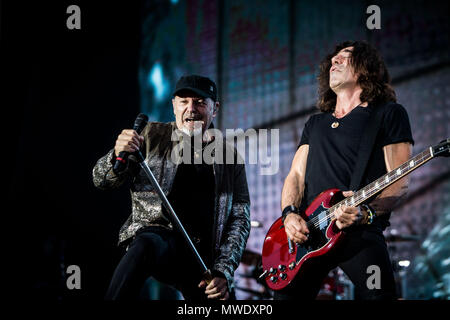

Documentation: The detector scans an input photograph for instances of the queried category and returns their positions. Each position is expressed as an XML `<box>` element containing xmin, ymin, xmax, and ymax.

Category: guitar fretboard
<box><xmin>303</xmin><ymin>139</ymin><xmax>447</xmax><ymax>231</ymax></box>
<box><xmin>328</xmin><ymin>147</ymin><xmax>434</xmax><ymax>217</ymax></box>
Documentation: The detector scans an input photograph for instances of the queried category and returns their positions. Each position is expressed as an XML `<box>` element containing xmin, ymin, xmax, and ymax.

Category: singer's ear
<box><xmin>213</xmin><ymin>101</ymin><xmax>220</xmax><ymax>117</ymax></box>
<box><xmin>172</xmin><ymin>98</ymin><xmax>176</xmax><ymax>114</ymax></box>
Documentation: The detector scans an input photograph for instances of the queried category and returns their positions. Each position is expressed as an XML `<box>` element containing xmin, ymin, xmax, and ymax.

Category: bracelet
<box><xmin>281</xmin><ymin>205</ymin><xmax>299</xmax><ymax>222</ymax></box>
<box><xmin>361</xmin><ymin>204</ymin><xmax>376</xmax><ymax>225</ymax></box>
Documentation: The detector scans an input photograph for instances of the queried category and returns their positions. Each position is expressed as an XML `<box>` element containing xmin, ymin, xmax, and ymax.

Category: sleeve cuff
<box><xmin>212</xmin><ymin>265</ymin><xmax>234</xmax><ymax>292</ymax></box>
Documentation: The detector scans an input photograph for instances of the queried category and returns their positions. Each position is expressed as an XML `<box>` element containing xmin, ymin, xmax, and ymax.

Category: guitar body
<box><xmin>262</xmin><ymin>188</ymin><xmax>345</xmax><ymax>291</ymax></box>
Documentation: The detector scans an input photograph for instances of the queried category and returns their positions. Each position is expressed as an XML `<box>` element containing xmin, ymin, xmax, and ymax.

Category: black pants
<box><xmin>105</xmin><ymin>226</ymin><xmax>211</xmax><ymax>300</ymax></box>
<box><xmin>274</xmin><ymin>228</ymin><xmax>397</xmax><ymax>300</ymax></box>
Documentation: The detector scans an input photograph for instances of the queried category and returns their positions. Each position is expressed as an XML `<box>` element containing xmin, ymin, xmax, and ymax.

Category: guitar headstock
<box><xmin>433</xmin><ymin>138</ymin><xmax>450</xmax><ymax>158</ymax></box>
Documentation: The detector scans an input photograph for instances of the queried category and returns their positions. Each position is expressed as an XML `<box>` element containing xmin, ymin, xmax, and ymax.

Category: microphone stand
<box><xmin>133</xmin><ymin>150</ymin><xmax>213</xmax><ymax>283</ymax></box>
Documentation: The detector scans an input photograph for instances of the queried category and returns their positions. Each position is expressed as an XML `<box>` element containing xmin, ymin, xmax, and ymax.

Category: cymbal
<box><xmin>250</xmin><ymin>220</ymin><xmax>263</xmax><ymax>228</ymax></box>
<box><xmin>385</xmin><ymin>234</ymin><xmax>420</xmax><ymax>242</ymax></box>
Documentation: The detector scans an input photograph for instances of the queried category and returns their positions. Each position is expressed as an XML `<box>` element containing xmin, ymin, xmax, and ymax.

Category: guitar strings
<box><xmin>306</xmin><ymin>149</ymin><xmax>431</xmax><ymax>230</ymax></box>
<box><xmin>310</xmin><ymin>150</ymin><xmax>429</xmax><ymax>229</ymax></box>
<box><xmin>309</xmin><ymin>149</ymin><xmax>430</xmax><ymax>229</ymax></box>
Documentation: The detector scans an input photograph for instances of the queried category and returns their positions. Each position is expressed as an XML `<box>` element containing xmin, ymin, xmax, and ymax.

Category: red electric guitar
<box><xmin>261</xmin><ymin>139</ymin><xmax>449</xmax><ymax>290</ymax></box>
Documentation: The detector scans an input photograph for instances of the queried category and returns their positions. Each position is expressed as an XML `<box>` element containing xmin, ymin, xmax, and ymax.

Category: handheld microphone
<box><xmin>113</xmin><ymin>113</ymin><xmax>149</xmax><ymax>174</ymax></box>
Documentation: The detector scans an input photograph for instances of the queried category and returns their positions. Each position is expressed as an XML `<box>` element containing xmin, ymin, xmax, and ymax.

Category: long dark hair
<box><xmin>317</xmin><ymin>40</ymin><xmax>396</xmax><ymax>112</ymax></box>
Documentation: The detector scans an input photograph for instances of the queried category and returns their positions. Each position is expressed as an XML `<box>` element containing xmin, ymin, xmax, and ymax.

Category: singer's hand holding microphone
<box><xmin>114</xmin><ymin>130</ymin><xmax>144</xmax><ymax>157</ymax></box>
<box><xmin>113</xmin><ymin>113</ymin><xmax>149</xmax><ymax>174</ymax></box>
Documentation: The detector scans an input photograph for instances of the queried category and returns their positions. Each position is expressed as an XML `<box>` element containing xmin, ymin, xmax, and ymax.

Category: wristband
<box><xmin>281</xmin><ymin>205</ymin><xmax>299</xmax><ymax>222</ymax></box>
<box><xmin>361</xmin><ymin>204</ymin><xmax>375</xmax><ymax>225</ymax></box>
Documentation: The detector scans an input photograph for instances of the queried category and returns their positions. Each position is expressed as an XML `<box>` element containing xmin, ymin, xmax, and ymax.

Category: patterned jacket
<box><xmin>92</xmin><ymin>121</ymin><xmax>251</xmax><ymax>289</ymax></box>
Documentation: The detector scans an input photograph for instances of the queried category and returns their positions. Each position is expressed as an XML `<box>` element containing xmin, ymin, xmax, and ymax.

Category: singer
<box><xmin>93</xmin><ymin>75</ymin><xmax>251</xmax><ymax>300</ymax></box>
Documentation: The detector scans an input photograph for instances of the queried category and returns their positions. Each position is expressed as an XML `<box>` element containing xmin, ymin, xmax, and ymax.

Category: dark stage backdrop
<box><xmin>3</xmin><ymin>0</ymin><xmax>450</xmax><ymax>300</ymax></box>
<box><xmin>4</xmin><ymin>1</ymin><xmax>142</xmax><ymax>299</ymax></box>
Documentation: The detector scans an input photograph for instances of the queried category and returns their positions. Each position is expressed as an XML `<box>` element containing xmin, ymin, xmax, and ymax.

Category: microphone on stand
<box><xmin>113</xmin><ymin>113</ymin><xmax>148</xmax><ymax>174</ymax></box>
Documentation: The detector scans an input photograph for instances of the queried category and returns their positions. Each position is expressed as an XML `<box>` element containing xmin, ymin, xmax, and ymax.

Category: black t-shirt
<box><xmin>164</xmin><ymin>161</ymin><xmax>216</xmax><ymax>265</ymax></box>
<box><xmin>298</xmin><ymin>103</ymin><xmax>414</xmax><ymax>231</ymax></box>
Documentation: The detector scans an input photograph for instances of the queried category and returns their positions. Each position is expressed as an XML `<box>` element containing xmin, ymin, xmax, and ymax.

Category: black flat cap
<box><xmin>172</xmin><ymin>75</ymin><xmax>218</xmax><ymax>101</ymax></box>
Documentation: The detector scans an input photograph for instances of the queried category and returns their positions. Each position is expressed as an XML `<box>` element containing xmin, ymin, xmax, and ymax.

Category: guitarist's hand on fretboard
<box><xmin>334</xmin><ymin>191</ymin><xmax>366</xmax><ymax>230</ymax></box>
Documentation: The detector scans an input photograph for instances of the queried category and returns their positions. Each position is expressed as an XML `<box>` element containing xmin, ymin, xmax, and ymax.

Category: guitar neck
<box><xmin>330</xmin><ymin>146</ymin><xmax>435</xmax><ymax>214</ymax></box>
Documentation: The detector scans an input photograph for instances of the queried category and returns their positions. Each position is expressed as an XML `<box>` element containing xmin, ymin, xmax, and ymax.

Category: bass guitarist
<box><xmin>279</xmin><ymin>41</ymin><xmax>414</xmax><ymax>300</ymax></box>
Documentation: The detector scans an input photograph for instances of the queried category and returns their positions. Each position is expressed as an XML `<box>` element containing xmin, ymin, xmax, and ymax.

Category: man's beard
<box><xmin>181</xmin><ymin>120</ymin><xmax>203</xmax><ymax>137</ymax></box>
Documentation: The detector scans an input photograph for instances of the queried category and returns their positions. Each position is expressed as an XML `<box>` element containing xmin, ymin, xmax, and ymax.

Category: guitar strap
<box><xmin>349</xmin><ymin>101</ymin><xmax>392</xmax><ymax>191</ymax></box>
